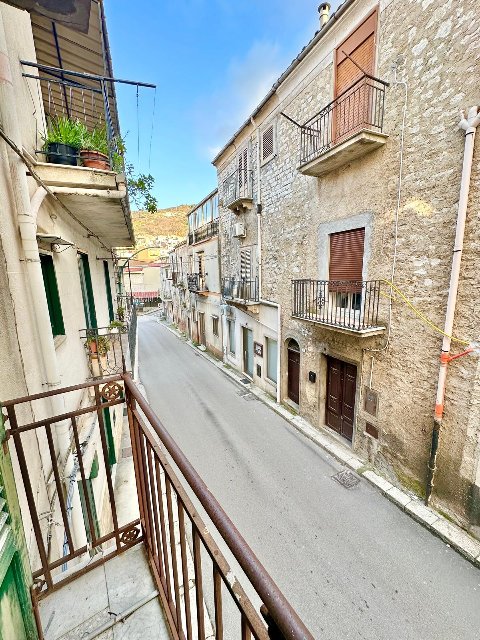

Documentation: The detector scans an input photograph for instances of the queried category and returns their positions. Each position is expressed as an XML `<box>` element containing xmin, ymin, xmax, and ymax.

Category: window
<box><xmin>238</xmin><ymin>146</ymin><xmax>248</xmax><ymax>189</ymax></box>
<box><xmin>329</xmin><ymin>227</ymin><xmax>365</xmax><ymax>307</ymax></box>
<box><xmin>40</xmin><ymin>254</ymin><xmax>65</xmax><ymax>337</ymax></box>
<box><xmin>228</xmin><ymin>320</ymin><xmax>235</xmax><ymax>354</ymax></box>
<box><xmin>103</xmin><ymin>260</ymin><xmax>114</xmax><ymax>323</ymax></box>
<box><xmin>78</xmin><ymin>253</ymin><xmax>97</xmax><ymax>329</ymax></box>
<box><xmin>240</xmin><ymin>248</ymin><xmax>252</xmax><ymax>280</ymax></box>
<box><xmin>266</xmin><ymin>338</ymin><xmax>278</xmax><ymax>383</ymax></box>
<box><xmin>212</xmin><ymin>315</ymin><xmax>219</xmax><ymax>337</ymax></box>
<box><xmin>261</xmin><ymin>123</ymin><xmax>275</xmax><ymax>164</ymax></box>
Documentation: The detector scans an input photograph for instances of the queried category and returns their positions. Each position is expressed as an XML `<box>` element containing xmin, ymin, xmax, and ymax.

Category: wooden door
<box><xmin>333</xmin><ymin>9</ymin><xmax>377</xmax><ymax>143</ymax></box>
<box><xmin>326</xmin><ymin>357</ymin><xmax>357</xmax><ymax>441</ymax></box>
<box><xmin>287</xmin><ymin>341</ymin><xmax>300</xmax><ymax>405</ymax></box>
<box><xmin>199</xmin><ymin>312</ymin><xmax>206</xmax><ymax>346</ymax></box>
<box><xmin>243</xmin><ymin>327</ymin><xmax>254</xmax><ymax>378</ymax></box>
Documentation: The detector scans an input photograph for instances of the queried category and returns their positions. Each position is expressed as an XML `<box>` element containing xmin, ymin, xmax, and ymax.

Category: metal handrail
<box><xmin>123</xmin><ymin>373</ymin><xmax>314</xmax><ymax>640</ymax></box>
<box><xmin>303</xmin><ymin>72</ymin><xmax>389</xmax><ymax>127</ymax></box>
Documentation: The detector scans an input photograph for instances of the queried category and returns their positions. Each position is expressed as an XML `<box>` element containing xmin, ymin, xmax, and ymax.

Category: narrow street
<box><xmin>138</xmin><ymin>315</ymin><xmax>480</xmax><ymax>640</ymax></box>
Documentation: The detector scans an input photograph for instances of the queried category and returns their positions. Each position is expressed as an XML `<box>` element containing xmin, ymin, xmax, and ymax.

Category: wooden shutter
<box><xmin>240</xmin><ymin>248</ymin><xmax>252</xmax><ymax>280</ymax></box>
<box><xmin>238</xmin><ymin>147</ymin><xmax>248</xmax><ymax>188</ymax></box>
<box><xmin>262</xmin><ymin>125</ymin><xmax>274</xmax><ymax>162</ymax></box>
<box><xmin>329</xmin><ymin>228</ymin><xmax>365</xmax><ymax>289</ymax></box>
<box><xmin>335</xmin><ymin>10</ymin><xmax>377</xmax><ymax>96</ymax></box>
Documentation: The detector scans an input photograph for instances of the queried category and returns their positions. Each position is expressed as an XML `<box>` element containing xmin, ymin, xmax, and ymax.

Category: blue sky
<box><xmin>105</xmin><ymin>0</ymin><xmax>340</xmax><ymax>209</ymax></box>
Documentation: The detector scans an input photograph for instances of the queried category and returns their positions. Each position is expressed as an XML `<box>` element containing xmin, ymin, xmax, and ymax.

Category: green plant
<box><xmin>117</xmin><ymin>305</ymin><xmax>125</xmax><ymax>322</ymax></box>
<box><xmin>42</xmin><ymin>117</ymin><xmax>86</xmax><ymax>149</ymax></box>
<box><xmin>125</xmin><ymin>163</ymin><xmax>158</xmax><ymax>213</ymax></box>
<box><xmin>80</xmin><ymin>125</ymin><xmax>109</xmax><ymax>155</ymax></box>
<box><xmin>86</xmin><ymin>335</ymin><xmax>111</xmax><ymax>357</ymax></box>
<box><xmin>108</xmin><ymin>320</ymin><xmax>124</xmax><ymax>329</ymax></box>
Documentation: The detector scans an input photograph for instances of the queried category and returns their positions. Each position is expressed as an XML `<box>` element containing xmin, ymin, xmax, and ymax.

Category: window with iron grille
<box><xmin>261</xmin><ymin>123</ymin><xmax>275</xmax><ymax>164</ymax></box>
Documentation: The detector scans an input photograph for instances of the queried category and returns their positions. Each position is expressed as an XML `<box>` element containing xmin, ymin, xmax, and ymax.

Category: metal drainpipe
<box><xmin>0</xmin><ymin>12</ymin><xmax>84</xmax><ymax>547</ymax></box>
<box><xmin>425</xmin><ymin>106</ymin><xmax>480</xmax><ymax>505</ymax></box>
<box><xmin>251</xmin><ymin>117</ymin><xmax>281</xmax><ymax>403</ymax></box>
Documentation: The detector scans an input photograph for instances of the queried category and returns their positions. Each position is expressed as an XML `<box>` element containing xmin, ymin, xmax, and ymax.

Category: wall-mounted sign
<box><xmin>254</xmin><ymin>342</ymin><xmax>263</xmax><ymax>357</ymax></box>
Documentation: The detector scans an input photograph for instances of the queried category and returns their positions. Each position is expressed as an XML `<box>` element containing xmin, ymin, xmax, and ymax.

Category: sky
<box><xmin>105</xmin><ymin>0</ymin><xmax>340</xmax><ymax>209</ymax></box>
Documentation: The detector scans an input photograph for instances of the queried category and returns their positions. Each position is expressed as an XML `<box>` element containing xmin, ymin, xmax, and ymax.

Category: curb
<box><xmin>154</xmin><ymin>317</ymin><xmax>480</xmax><ymax>570</ymax></box>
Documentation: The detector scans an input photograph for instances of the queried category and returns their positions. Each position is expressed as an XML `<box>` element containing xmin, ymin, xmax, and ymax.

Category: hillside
<box><xmin>132</xmin><ymin>204</ymin><xmax>192</xmax><ymax>240</ymax></box>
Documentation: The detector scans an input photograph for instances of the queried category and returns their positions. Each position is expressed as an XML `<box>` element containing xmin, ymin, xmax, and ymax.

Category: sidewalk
<box><xmin>156</xmin><ymin>315</ymin><xmax>480</xmax><ymax>569</ymax></box>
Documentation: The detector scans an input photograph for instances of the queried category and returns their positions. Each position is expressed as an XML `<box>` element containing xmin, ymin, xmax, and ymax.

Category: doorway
<box><xmin>325</xmin><ymin>357</ymin><xmax>357</xmax><ymax>442</ymax></box>
<box><xmin>242</xmin><ymin>327</ymin><xmax>253</xmax><ymax>378</ymax></box>
<box><xmin>287</xmin><ymin>339</ymin><xmax>300</xmax><ymax>405</ymax></box>
<box><xmin>199</xmin><ymin>312</ymin><xmax>206</xmax><ymax>347</ymax></box>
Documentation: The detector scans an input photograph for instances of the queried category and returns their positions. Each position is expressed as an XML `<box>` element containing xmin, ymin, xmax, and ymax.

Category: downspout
<box><xmin>0</xmin><ymin>12</ymin><xmax>82</xmax><ymax>549</ymax></box>
<box><xmin>251</xmin><ymin>117</ymin><xmax>281</xmax><ymax>403</ymax></box>
<box><xmin>425</xmin><ymin>106</ymin><xmax>480</xmax><ymax>505</ymax></box>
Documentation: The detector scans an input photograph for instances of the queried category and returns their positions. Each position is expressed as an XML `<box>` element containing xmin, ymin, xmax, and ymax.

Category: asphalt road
<box><xmin>138</xmin><ymin>315</ymin><xmax>480</xmax><ymax>640</ymax></box>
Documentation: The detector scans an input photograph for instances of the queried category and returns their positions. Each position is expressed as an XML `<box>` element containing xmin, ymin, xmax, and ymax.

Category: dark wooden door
<box><xmin>326</xmin><ymin>357</ymin><xmax>357</xmax><ymax>441</ymax></box>
<box><xmin>287</xmin><ymin>344</ymin><xmax>300</xmax><ymax>405</ymax></box>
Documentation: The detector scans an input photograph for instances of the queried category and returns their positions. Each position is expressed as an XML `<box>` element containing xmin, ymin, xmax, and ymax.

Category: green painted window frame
<box><xmin>40</xmin><ymin>253</ymin><xmax>65</xmax><ymax>337</ymax></box>
<box><xmin>78</xmin><ymin>478</ymin><xmax>100</xmax><ymax>544</ymax></box>
<box><xmin>103</xmin><ymin>260</ymin><xmax>114</xmax><ymax>323</ymax></box>
<box><xmin>78</xmin><ymin>253</ymin><xmax>97</xmax><ymax>329</ymax></box>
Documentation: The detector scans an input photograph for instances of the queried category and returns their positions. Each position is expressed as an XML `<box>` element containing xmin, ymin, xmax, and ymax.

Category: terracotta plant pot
<box><xmin>80</xmin><ymin>150</ymin><xmax>111</xmax><ymax>170</ymax></box>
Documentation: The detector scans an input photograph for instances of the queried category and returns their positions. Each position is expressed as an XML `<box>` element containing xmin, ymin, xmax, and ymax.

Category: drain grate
<box><xmin>332</xmin><ymin>470</ymin><xmax>360</xmax><ymax>489</ymax></box>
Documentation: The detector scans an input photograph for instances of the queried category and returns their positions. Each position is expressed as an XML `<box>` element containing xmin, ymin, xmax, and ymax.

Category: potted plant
<box><xmin>85</xmin><ymin>335</ymin><xmax>111</xmax><ymax>357</ymax></box>
<box><xmin>42</xmin><ymin>117</ymin><xmax>85</xmax><ymax>166</ymax></box>
<box><xmin>108</xmin><ymin>320</ymin><xmax>124</xmax><ymax>334</ymax></box>
<box><xmin>117</xmin><ymin>305</ymin><xmax>125</xmax><ymax>322</ymax></box>
<box><xmin>80</xmin><ymin>125</ymin><xmax>111</xmax><ymax>170</ymax></box>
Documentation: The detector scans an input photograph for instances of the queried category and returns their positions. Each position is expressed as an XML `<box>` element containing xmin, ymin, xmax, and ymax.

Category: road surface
<box><xmin>138</xmin><ymin>315</ymin><xmax>480</xmax><ymax>640</ymax></box>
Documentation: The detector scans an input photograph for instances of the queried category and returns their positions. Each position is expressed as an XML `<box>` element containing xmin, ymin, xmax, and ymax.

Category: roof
<box><xmin>211</xmin><ymin>0</ymin><xmax>354</xmax><ymax>165</ymax></box>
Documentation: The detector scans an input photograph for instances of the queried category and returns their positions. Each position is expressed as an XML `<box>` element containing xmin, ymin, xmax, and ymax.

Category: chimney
<box><xmin>318</xmin><ymin>2</ymin><xmax>331</xmax><ymax>28</ymax></box>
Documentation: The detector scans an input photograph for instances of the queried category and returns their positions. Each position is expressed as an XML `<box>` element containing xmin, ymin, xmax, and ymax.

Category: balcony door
<box><xmin>78</xmin><ymin>253</ymin><xmax>97</xmax><ymax>329</ymax></box>
<box><xmin>333</xmin><ymin>9</ymin><xmax>377</xmax><ymax>143</ymax></box>
<box><xmin>329</xmin><ymin>228</ymin><xmax>365</xmax><ymax>322</ymax></box>
<box><xmin>199</xmin><ymin>312</ymin><xmax>206</xmax><ymax>347</ymax></box>
<box><xmin>326</xmin><ymin>357</ymin><xmax>357</xmax><ymax>442</ymax></box>
<box><xmin>242</xmin><ymin>327</ymin><xmax>253</xmax><ymax>378</ymax></box>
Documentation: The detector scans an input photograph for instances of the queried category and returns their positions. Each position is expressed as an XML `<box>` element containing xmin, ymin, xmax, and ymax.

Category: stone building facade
<box><xmin>213</xmin><ymin>0</ymin><xmax>480</xmax><ymax>533</ymax></box>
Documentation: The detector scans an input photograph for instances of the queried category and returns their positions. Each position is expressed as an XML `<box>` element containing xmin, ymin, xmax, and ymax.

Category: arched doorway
<box><xmin>287</xmin><ymin>339</ymin><xmax>300</xmax><ymax>405</ymax></box>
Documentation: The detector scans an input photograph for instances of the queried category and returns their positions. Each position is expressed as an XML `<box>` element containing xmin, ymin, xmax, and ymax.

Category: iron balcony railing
<box><xmin>300</xmin><ymin>74</ymin><xmax>388</xmax><ymax>166</ymax></box>
<box><xmin>222</xmin><ymin>277</ymin><xmax>259</xmax><ymax>303</ymax></box>
<box><xmin>187</xmin><ymin>273</ymin><xmax>206</xmax><ymax>293</ymax></box>
<box><xmin>223</xmin><ymin>169</ymin><xmax>254</xmax><ymax>207</ymax></box>
<box><xmin>2</xmin><ymin>374</ymin><xmax>314</xmax><ymax>640</ymax></box>
<box><xmin>22</xmin><ymin>61</ymin><xmax>122</xmax><ymax>170</ymax></box>
<box><xmin>188</xmin><ymin>220</ymin><xmax>219</xmax><ymax>245</ymax></box>
<box><xmin>80</xmin><ymin>326</ymin><xmax>126</xmax><ymax>379</ymax></box>
<box><xmin>292</xmin><ymin>279</ymin><xmax>383</xmax><ymax>331</ymax></box>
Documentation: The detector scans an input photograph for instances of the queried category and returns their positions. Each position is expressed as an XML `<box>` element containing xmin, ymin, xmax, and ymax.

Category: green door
<box><xmin>0</xmin><ymin>561</ymin><xmax>28</xmax><ymax>640</ymax></box>
<box><xmin>78</xmin><ymin>253</ymin><xmax>97</xmax><ymax>329</ymax></box>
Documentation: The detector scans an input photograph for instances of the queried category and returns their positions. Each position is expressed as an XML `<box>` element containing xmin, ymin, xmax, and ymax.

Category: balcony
<box><xmin>81</xmin><ymin>326</ymin><xmax>126</xmax><ymax>379</ymax></box>
<box><xmin>298</xmin><ymin>74</ymin><xmax>389</xmax><ymax>177</ymax></box>
<box><xmin>222</xmin><ymin>277</ymin><xmax>259</xmax><ymax>305</ymax></box>
<box><xmin>187</xmin><ymin>273</ymin><xmax>207</xmax><ymax>293</ymax></box>
<box><xmin>3</xmin><ymin>375</ymin><xmax>313</xmax><ymax>640</ymax></box>
<box><xmin>292</xmin><ymin>279</ymin><xmax>385</xmax><ymax>335</ymax></box>
<box><xmin>223</xmin><ymin>170</ymin><xmax>254</xmax><ymax>213</ymax></box>
<box><xmin>22</xmin><ymin>61</ymin><xmax>133</xmax><ymax>247</ymax></box>
<box><xmin>188</xmin><ymin>220</ymin><xmax>219</xmax><ymax>245</ymax></box>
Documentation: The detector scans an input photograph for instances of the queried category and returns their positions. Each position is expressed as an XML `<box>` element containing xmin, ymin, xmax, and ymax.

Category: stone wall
<box><xmin>214</xmin><ymin>0</ymin><xmax>480</xmax><ymax>531</ymax></box>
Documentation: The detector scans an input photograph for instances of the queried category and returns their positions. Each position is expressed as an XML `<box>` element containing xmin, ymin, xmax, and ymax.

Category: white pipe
<box><xmin>426</xmin><ymin>105</ymin><xmax>480</xmax><ymax>504</ymax></box>
<box><xmin>434</xmin><ymin>106</ymin><xmax>480</xmax><ymax>420</ymax></box>
<box><xmin>251</xmin><ymin>116</ymin><xmax>281</xmax><ymax>403</ymax></box>
<box><xmin>0</xmin><ymin>16</ymin><xmax>70</xmax><ymax>454</ymax></box>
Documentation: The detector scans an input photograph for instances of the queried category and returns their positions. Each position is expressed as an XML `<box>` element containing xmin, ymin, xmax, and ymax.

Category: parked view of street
<box><xmin>139</xmin><ymin>315</ymin><xmax>480</xmax><ymax>640</ymax></box>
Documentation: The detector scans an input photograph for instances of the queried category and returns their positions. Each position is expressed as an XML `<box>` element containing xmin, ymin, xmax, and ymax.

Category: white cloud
<box><xmin>193</xmin><ymin>40</ymin><xmax>284</xmax><ymax>160</ymax></box>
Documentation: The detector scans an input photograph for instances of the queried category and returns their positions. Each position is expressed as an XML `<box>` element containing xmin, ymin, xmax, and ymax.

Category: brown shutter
<box><xmin>335</xmin><ymin>10</ymin><xmax>377</xmax><ymax>96</ymax></box>
<box><xmin>329</xmin><ymin>228</ymin><xmax>365</xmax><ymax>291</ymax></box>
